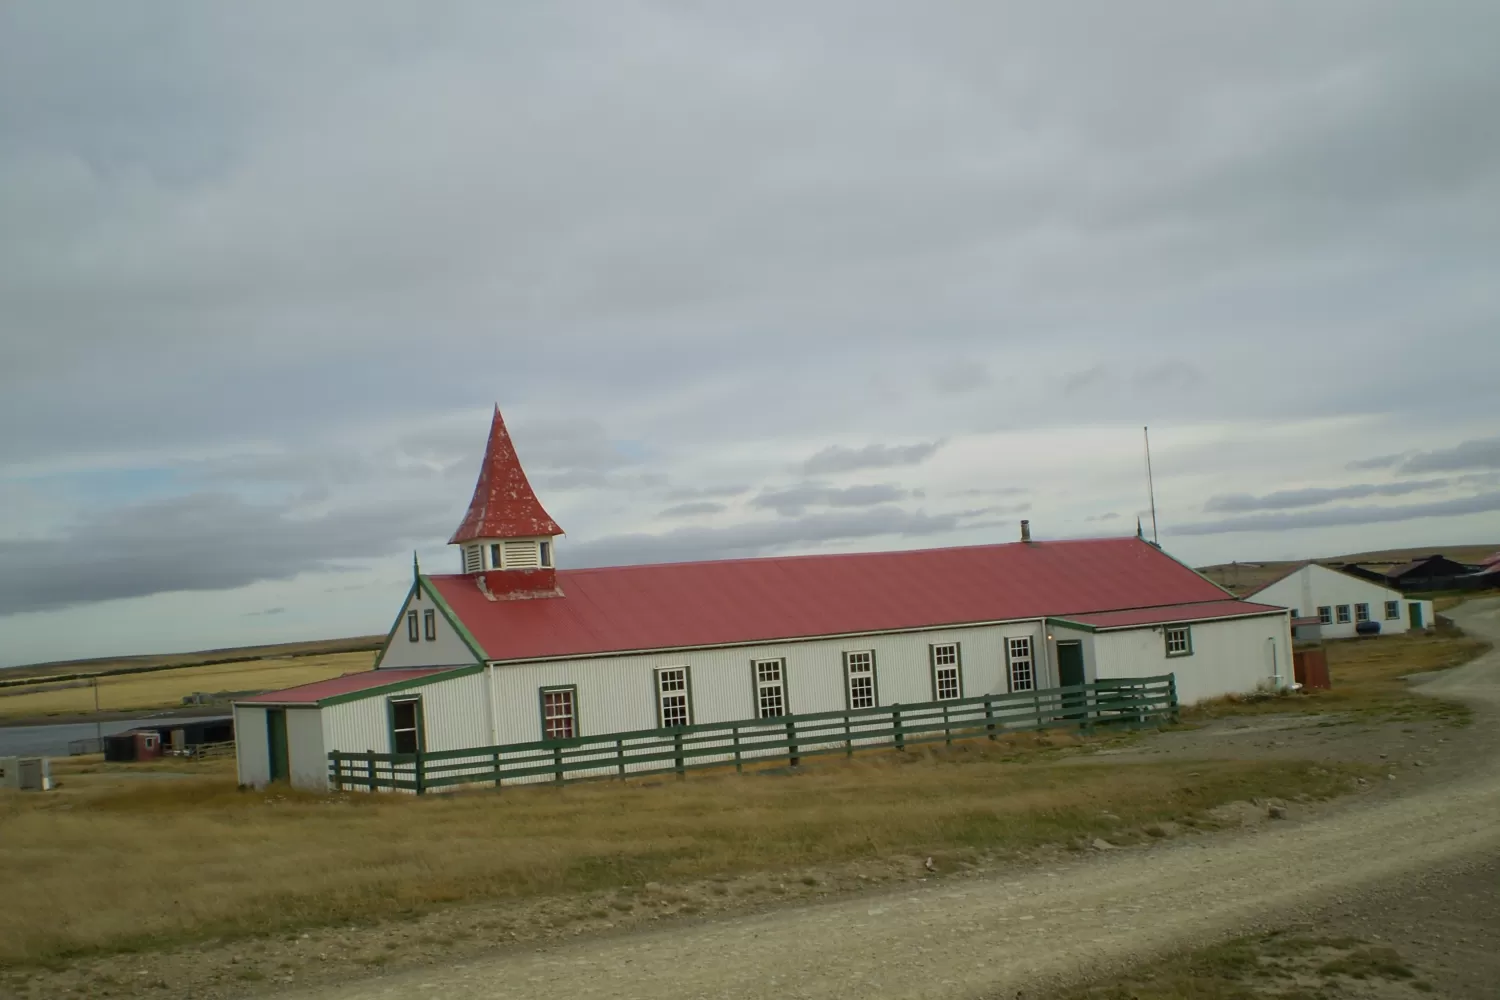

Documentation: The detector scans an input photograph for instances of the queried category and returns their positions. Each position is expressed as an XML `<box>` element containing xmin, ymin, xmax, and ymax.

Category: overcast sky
<box><xmin>3</xmin><ymin>2</ymin><xmax>1499</xmax><ymax>666</ymax></box>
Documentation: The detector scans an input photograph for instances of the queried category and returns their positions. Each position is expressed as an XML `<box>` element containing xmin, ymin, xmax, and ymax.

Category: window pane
<box><xmin>935</xmin><ymin>667</ymin><xmax>960</xmax><ymax>700</ymax></box>
<box><xmin>543</xmin><ymin>690</ymin><xmax>575</xmax><ymax>740</ymax></box>
<box><xmin>406</xmin><ymin>611</ymin><xmax>419</xmax><ymax>642</ymax></box>
<box><xmin>423</xmin><ymin>609</ymin><xmax>436</xmax><ymax>640</ymax></box>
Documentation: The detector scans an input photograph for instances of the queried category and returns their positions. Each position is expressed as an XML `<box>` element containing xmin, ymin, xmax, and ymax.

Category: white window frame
<box><xmin>931</xmin><ymin>643</ymin><xmax>962</xmax><ymax>700</ymax></box>
<box><xmin>406</xmin><ymin>610</ymin><xmax>419</xmax><ymax>642</ymax></box>
<box><xmin>422</xmin><ymin>608</ymin><xmax>436</xmax><ymax>641</ymax></box>
<box><xmin>655</xmin><ymin>667</ymin><xmax>692</xmax><ymax>728</ymax></box>
<box><xmin>1336</xmin><ymin>605</ymin><xmax>1352</xmax><ymax>624</ymax></box>
<box><xmin>845</xmin><ymin>651</ymin><xmax>876</xmax><ymax>710</ymax></box>
<box><xmin>1165</xmin><ymin>625</ymin><xmax>1192</xmax><ymax>657</ymax></box>
<box><xmin>1384</xmin><ymin>600</ymin><xmax>1401</xmax><ymax>620</ymax></box>
<box><xmin>1006</xmin><ymin>637</ymin><xmax>1034</xmax><ymax>692</ymax></box>
<box><xmin>1355</xmin><ymin>603</ymin><xmax>1370</xmax><ymax>623</ymax></box>
<box><xmin>540</xmin><ymin>687</ymin><xmax>576</xmax><ymax>741</ymax></box>
<box><xmin>462</xmin><ymin>545</ymin><xmax>482</xmax><ymax>574</ymax></box>
<box><xmin>389</xmin><ymin>697</ymin><xmax>423</xmax><ymax>755</ymax></box>
<box><xmin>1317</xmin><ymin>606</ymin><xmax>1333</xmax><ymax>625</ymax></box>
<box><xmin>753</xmin><ymin>659</ymin><xmax>787</xmax><ymax>718</ymax></box>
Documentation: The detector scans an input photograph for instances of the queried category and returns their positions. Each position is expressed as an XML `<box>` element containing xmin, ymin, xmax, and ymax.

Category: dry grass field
<box><xmin>0</xmin><ymin>742</ymin><xmax>1361</xmax><ymax>969</ymax></box>
<box><xmin>1</xmin><ymin>635</ymin><xmax>382</xmax><ymax>682</ymax></box>
<box><xmin>0</xmin><ymin>651</ymin><xmax>375</xmax><ymax>718</ymax></box>
<box><xmin>1188</xmin><ymin>622</ymin><xmax>1491</xmax><ymax>724</ymax></box>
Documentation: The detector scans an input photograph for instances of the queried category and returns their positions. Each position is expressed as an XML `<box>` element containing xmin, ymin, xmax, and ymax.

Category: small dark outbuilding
<box><xmin>1383</xmin><ymin>555</ymin><xmax>1475</xmax><ymax>592</ymax></box>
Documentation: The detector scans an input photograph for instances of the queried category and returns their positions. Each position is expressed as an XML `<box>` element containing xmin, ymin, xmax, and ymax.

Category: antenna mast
<box><xmin>1144</xmin><ymin>426</ymin><xmax>1159</xmax><ymax>545</ymax></box>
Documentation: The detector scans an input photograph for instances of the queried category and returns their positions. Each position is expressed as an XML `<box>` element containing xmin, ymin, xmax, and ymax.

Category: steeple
<box><xmin>449</xmin><ymin>405</ymin><xmax>564</xmax><ymax>600</ymax></box>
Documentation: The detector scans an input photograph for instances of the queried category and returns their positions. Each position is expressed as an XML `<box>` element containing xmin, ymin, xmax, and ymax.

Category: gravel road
<box><xmin>293</xmin><ymin>599</ymin><xmax>1500</xmax><ymax>1000</ymax></box>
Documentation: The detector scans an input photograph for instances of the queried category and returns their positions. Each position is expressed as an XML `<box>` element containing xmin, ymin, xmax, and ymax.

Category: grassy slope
<box><xmin>1188</xmin><ymin>623</ymin><xmax>1490</xmax><ymax>724</ymax></box>
<box><xmin>0</xmin><ymin>651</ymin><xmax>377</xmax><ymax>719</ymax></box>
<box><xmin>0</xmin><ymin>742</ymin><xmax>1362</xmax><ymax>967</ymax></box>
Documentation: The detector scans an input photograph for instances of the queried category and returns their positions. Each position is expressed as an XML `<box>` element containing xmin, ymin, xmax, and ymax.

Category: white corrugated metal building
<box><xmin>1246</xmin><ymin>563</ymin><xmax>1434</xmax><ymax>640</ymax></box>
<box><xmin>235</xmin><ymin>407</ymin><xmax>1294</xmax><ymax>791</ymax></box>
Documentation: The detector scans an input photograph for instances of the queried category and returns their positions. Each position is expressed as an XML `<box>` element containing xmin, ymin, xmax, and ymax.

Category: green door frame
<box><xmin>266</xmin><ymin>709</ymin><xmax>289</xmax><ymax>782</ymax></box>
<box><xmin>1408</xmin><ymin>603</ymin><xmax>1424</xmax><ymax>629</ymax></box>
<box><xmin>1056</xmin><ymin>641</ymin><xmax>1087</xmax><ymax>720</ymax></box>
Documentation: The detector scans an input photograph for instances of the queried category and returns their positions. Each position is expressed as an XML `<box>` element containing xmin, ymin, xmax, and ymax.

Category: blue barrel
<box><xmin>1355</xmin><ymin>620</ymin><xmax>1382</xmax><ymax>636</ymax></box>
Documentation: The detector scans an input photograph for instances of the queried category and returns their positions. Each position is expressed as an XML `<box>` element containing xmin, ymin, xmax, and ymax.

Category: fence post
<box><xmin>413</xmin><ymin>750</ymin><xmax>425</xmax><ymax>796</ymax></box>
<box><xmin>786</xmin><ymin>718</ymin><xmax>799</xmax><ymax>768</ymax></box>
<box><xmin>893</xmin><ymin>706</ymin><xmax>905</xmax><ymax>752</ymax></box>
<box><xmin>616</xmin><ymin>739</ymin><xmax>626</xmax><ymax>779</ymax></box>
<box><xmin>553</xmin><ymin>744</ymin><xmax>564</xmax><ymax>783</ymax></box>
<box><xmin>845</xmin><ymin>711</ymin><xmax>853</xmax><ymax>758</ymax></box>
<box><xmin>332</xmin><ymin>754</ymin><xmax>344</xmax><ymax>792</ymax></box>
<box><xmin>733</xmin><ymin>724</ymin><xmax>743</xmax><ymax>774</ymax></box>
<box><xmin>1167</xmin><ymin>675</ymin><xmax>1180</xmax><ymax>724</ymax></box>
<box><xmin>674</xmin><ymin>729</ymin><xmax>685</xmax><ymax>778</ymax></box>
<box><xmin>984</xmin><ymin>695</ymin><xmax>995</xmax><ymax>739</ymax></box>
<box><xmin>492</xmin><ymin>749</ymin><xmax>502</xmax><ymax>788</ymax></box>
<box><xmin>366</xmin><ymin>750</ymin><xmax>376</xmax><ymax>792</ymax></box>
<box><xmin>943</xmin><ymin>704</ymin><xmax>952</xmax><ymax>746</ymax></box>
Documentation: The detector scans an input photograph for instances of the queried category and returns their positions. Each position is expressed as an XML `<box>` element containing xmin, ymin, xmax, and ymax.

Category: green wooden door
<box><xmin>1408</xmin><ymin>603</ymin><xmax>1423</xmax><ymax>629</ymax></box>
<box><xmin>266</xmin><ymin>709</ymin><xmax>289</xmax><ymax>782</ymax></box>
<box><xmin>1057</xmin><ymin>642</ymin><xmax>1086</xmax><ymax>719</ymax></box>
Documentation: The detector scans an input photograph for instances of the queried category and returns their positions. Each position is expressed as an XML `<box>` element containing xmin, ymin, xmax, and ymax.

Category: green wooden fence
<box><xmin>328</xmin><ymin>674</ymin><xmax>1178</xmax><ymax>794</ymax></box>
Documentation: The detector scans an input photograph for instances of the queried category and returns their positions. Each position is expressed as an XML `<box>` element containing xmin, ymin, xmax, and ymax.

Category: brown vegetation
<box><xmin>1188</xmin><ymin>620</ymin><xmax>1490</xmax><ymax>724</ymax></box>
<box><xmin>0</xmin><ymin>740</ymin><xmax>1362</xmax><ymax>968</ymax></box>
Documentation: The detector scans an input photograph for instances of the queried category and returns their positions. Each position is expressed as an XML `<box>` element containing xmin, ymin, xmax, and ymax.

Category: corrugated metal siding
<box><xmin>490</xmin><ymin>621</ymin><xmax>1048</xmax><ymax>746</ymax></box>
<box><xmin>323</xmin><ymin>672</ymin><xmax>493</xmax><ymax>791</ymax></box>
<box><xmin>1093</xmin><ymin>615</ymin><xmax>1290</xmax><ymax>704</ymax></box>
<box><xmin>1253</xmin><ymin>564</ymin><xmax>1409</xmax><ymax>641</ymax></box>
<box><xmin>1047</xmin><ymin>626</ymin><xmax>1096</xmax><ymax>682</ymax></box>
<box><xmin>286</xmin><ymin>708</ymin><xmax>327</xmax><ymax>790</ymax></box>
<box><xmin>234</xmin><ymin>705</ymin><xmax>269</xmax><ymax>787</ymax></box>
<box><xmin>378</xmin><ymin>589</ymin><xmax>480</xmax><ymax>670</ymax></box>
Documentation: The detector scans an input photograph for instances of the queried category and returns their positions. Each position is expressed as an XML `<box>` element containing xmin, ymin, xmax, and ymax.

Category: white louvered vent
<box><xmin>503</xmin><ymin>540</ymin><xmax>540</xmax><ymax>568</ymax></box>
<box><xmin>462</xmin><ymin>545</ymin><xmax>482</xmax><ymax>574</ymax></box>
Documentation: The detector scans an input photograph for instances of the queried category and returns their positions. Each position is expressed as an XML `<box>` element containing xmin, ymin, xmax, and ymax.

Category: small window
<box><xmin>422</xmin><ymin>608</ymin><xmax>436</xmax><ymax>641</ymax></box>
<box><xmin>1006</xmin><ymin>637</ymin><xmax>1034</xmax><ymax>692</ymax></box>
<box><xmin>1165</xmin><ymin>626</ymin><xmax>1192</xmax><ymax>657</ymax></box>
<box><xmin>845</xmin><ymin>651</ymin><xmax>876</xmax><ymax>709</ymax></box>
<box><xmin>463</xmin><ymin>545</ymin><xmax>482</xmax><ymax>574</ymax></box>
<box><xmin>503</xmin><ymin>539</ymin><xmax>540</xmax><ymax>568</ymax></box>
<box><xmin>1355</xmin><ymin>603</ymin><xmax>1370</xmax><ymax>623</ymax></box>
<box><xmin>754</xmin><ymin>659</ymin><xmax>786</xmax><ymax>718</ymax></box>
<box><xmin>390</xmin><ymin>699</ymin><xmax>422</xmax><ymax>754</ymax></box>
<box><xmin>931</xmin><ymin>643</ymin><xmax>962</xmax><ymax>700</ymax></box>
<box><xmin>656</xmin><ymin>668</ymin><xmax>691</xmax><ymax>728</ymax></box>
<box><xmin>539</xmin><ymin>540</ymin><xmax>553</xmax><ymax>568</ymax></box>
<box><xmin>1318</xmin><ymin>606</ymin><xmax>1333</xmax><ymax>625</ymax></box>
<box><xmin>1336</xmin><ymin>605</ymin><xmax>1352</xmax><ymax>624</ymax></box>
<box><xmin>489</xmin><ymin>542</ymin><xmax>502</xmax><ymax>569</ymax></box>
<box><xmin>406</xmin><ymin>610</ymin><xmax>419</xmax><ymax>642</ymax></box>
<box><xmin>1384</xmin><ymin>600</ymin><xmax>1401</xmax><ymax>620</ymax></box>
<box><xmin>541</xmin><ymin>688</ymin><xmax>576</xmax><ymax>740</ymax></box>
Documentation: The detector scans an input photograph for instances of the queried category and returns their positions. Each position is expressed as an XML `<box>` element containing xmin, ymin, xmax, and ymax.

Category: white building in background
<box><xmin>1247</xmin><ymin>562</ymin><xmax>1435</xmax><ymax>641</ymax></box>
<box><xmin>235</xmin><ymin>405</ymin><xmax>1295</xmax><ymax>791</ymax></box>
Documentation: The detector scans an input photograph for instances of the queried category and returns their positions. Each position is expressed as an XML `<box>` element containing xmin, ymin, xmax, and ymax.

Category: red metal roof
<box><xmin>449</xmin><ymin>405</ymin><xmax>563</xmax><ymax>544</ymax></box>
<box><xmin>236</xmin><ymin>669</ymin><xmax>452</xmax><ymax>706</ymax></box>
<box><xmin>1052</xmin><ymin>599</ymin><xmax>1285</xmax><ymax>630</ymax></box>
<box><xmin>428</xmin><ymin>536</ymin><xmax>1239</xmax><ymax>662</ymax></box>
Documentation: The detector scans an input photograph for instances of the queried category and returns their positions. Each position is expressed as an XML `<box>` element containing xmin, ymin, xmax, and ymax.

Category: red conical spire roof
<box><xmin>448</xmin><ymin>405</ymin><xmax>563</xmax><ymax>544</ymax></box>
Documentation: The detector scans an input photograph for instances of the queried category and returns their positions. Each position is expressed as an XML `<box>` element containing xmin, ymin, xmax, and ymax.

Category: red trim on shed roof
<box><xmin>1053</xmin><ymin>599</ymin><xmax>1285</xmax><ymax>630</ymax></box>
<box><xmin>235</xmin><ymin>669</ymin><xmax>451</xmax><ymax>706</ymax></box>
<box><xmin>427</xmin><ymin>536</ymin><xmax>1237</xmax><ymax>662</ymax></box>
<box><xmin>449</xmin><ymin>405</ymin><xmax>563</xmax><ymax>544</ymax></box>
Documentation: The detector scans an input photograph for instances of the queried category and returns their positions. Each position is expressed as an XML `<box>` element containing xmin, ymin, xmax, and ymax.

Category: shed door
<box><xmin>1057</xmin><ymin>641</ymin><xmax>1087</xmax><ymax>720</ymax></box>
<box><xmin>1408</xmin><ymin>603</ymin><xmax>1423</xmax><ymax>629</ymax></box>
<box><xmin>266</xmin><ymin>709</ymin><xmax>290</xmax><ymax>782</ymax></box>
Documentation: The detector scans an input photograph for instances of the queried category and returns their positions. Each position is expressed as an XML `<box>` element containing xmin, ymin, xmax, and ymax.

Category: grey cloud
<box><xmin>0</xmin><ymin>493</ymin><xmax>451</xmax><ymax>615</ymax></box>
<box><xmin>662</xmin><ymin>484</ymin><xmax>752</xmax><ymax>501</ymax></box>
<box><xmin>952</xmin><ymin>487</ymin><xmax>1029</xmax><ymax>498</ymax></box>
<box><xmin>1346</xmin><ymin>453</ymin><xmax>1403</xmax><ymax>471</ymax></box>
<box><xmin>1133</xmin><ymin>361</ymin><xmax>1201</xmax><ymax>391</ymax></box>
<box><xmin>1173</xmin><ymin>491</ymin><xmax>1500</xmax><ymax>537</ymax></box>
<box><xmin>1204</xmin><ymin>479</ymin><xmax>1448</xmax><ymax>512</ymax></box>
<box><xmin>658</xmin><ymin>501</ymin><xmax>726</xmax><ymax>518</ymax></box>
<box><xmin>1398</xmin><ymin>436</ymin><xmax>1500</xmax><ymax>474</ymax></box>
<box><xmin>568</xmin><ymin>506</ymin><xmax>964</xmax><ymax>567</ymax></box>
<box><xmin>931</xmin><ymin>361</ymin><xmax>990</xmax><ymax>393</ymax></box>
<box><xmin>751</xmin><ymin>483</ymin><xmax>909</xmax><ymax>516</ymax></box>
<box><xmin>246</xmin><ymin>607</ymin><xmax>287</xmax><ymax>617</ymax></box>
<box><xmin>1085</xmin><ymin>512</ymin><xmax>1122</xmax><ymax>522</ymax></box>
<box><xmin>1063</xmin><ymin>365</ymin><xmax>1108</xmax><ymax>394</ymax></box>
<box><xmin>801</xmin><ymin>442</ymin><xmax>943</xmax><ymax>475</ymax></box>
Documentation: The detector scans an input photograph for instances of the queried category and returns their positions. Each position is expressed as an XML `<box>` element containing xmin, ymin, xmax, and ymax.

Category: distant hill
<box><xmin>1198</xmin><ymin>544</ymin><xmax>1498</xmax><ymax>597</ymax></box>
<box><xmin>1</xmin><ymin>635</ymin><xmax>385</xmax><ymax>681</ymax></box>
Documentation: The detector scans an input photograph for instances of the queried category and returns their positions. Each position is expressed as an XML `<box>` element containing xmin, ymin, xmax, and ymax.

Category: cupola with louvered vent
<box><xmin>449</xmin><ymin>405</ymin><xmax>564</xmax><ymax>601</ymax></box>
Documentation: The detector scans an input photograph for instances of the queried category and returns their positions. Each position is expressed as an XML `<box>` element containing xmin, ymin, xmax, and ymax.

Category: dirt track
<box><xmin>289</xmin><ymin>598</ymin><xmax>1500</xmax><ymax>1000</ymax></box>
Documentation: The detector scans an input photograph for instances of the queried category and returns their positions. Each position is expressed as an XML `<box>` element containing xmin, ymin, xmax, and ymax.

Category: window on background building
<box><xmin>1385</xmin><ymin>601</ymin><xmax>1401</xmax><ymax>620</ymax></box>
<box><xmin>754</xmin><ymin>659</ymin><xmax>787</xmax><ymax>717</ymax></box>
<box><xmin>1336</xmin><ymin>605</ymin><xmax>1352</xmax><ymax>624</ymax></box>
<box><xmin>932</xmin><ymin>643</ymin><xmax>962</xmax><ymax>700</ymax></box>
<box><xmin>845</xmin><ymin>651</ymin><xmax>876</xmax><ymax>709</ymax></box>
<box><xmin>1318</xmin><ymin>606</ymin><xmax>1333</xmax><ymax>625</ymax></box>
<box><xmin>1166</xmin><ymin>626</ymin><xmax>1192</xmax><ymax>656</ymax></box>
<box><xmin>390</xmin><ymin>699</ymin><xmax>422</xmax><ymax>754</ymax></box>
<box><xmin>422</xmin><ymin>609</ymin><xmax>436</xmax><ymax>641</ymax></box>
<box><xmin>656</xmin><ymin>668</ymin><xmax>691</xmax><ymax>728</ymax></box>
<box><xmin>541</xmin><ymin>688</ymin><xmax>576</xmax><ymax>740</ymax></box>
<box><xmin>1291</xmin><ymin>608</ymin><xmax>1301</xmax><ymax>620</ymax></box>
<box><xmin>1355</xmin><ymin>603</ymin><xmax>1370</xmax><ymax>623</ymax></box>
<box><xmin>1007</xmin><ymin>637</ymin><xmax>1034</xmax><ymax>692</ymax></box>
<box><xmin>406</xmin><ymin>610</ymin><xmax>419</xmax><ymax>642</ymax></box>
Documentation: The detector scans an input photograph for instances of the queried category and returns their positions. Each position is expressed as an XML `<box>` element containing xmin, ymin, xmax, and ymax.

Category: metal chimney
<box><xmin>1020</xmin><ymin>519</ymin><xmax>1031</xmax><ymax>543</ymax></box>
